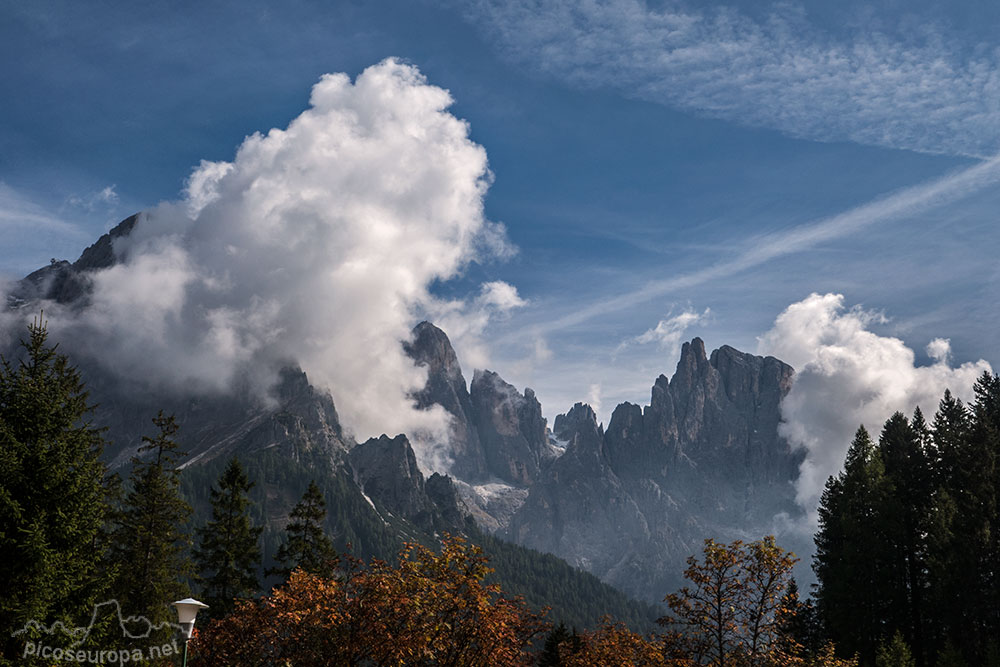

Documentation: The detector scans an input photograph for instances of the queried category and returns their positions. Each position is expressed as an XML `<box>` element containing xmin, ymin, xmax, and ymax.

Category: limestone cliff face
<box><xmin>404</xmin><ymin>322</ymin><xmax>552</xmax><ymax>486</ymax></box>
<box><xmin>347</xmin><ymin>433</ymin><xmax>468</xmax><ymax>534</ymax></box>
<box><xmin>508</xmin><ymin>403</ymin><xmax>650</xmax><ymax>575</ymax></box>
<box><xmin>469</xmin><ymin>370</ymin><xmax>550</xmax><ymax>486</ymax></box>
<box><xmin>110</xmin><ymin>364</ymin><xmax>352</xmax><ymax>471</ymax></box>
<box><xmin>604</xmin><ymin>339</ymin><xmax>798</xmax><ymax>523</ymax></box>
<box><xmin>349</xmin><ymin>434</ymin><xmax>431</xmax><ymax>518</ymax></box>
<box><xmin>399</xmin><ymin>327</ymin><xmax>805</xmax><ymax>602</ymax></box>
<box><xmin>405</xmin><ymin>321</ymin><xmax>487</xmax><ymax>481</ymax></box>
<box><xmin>505</xmin><ymin>338</ymin><xmax>804</xmax><ymax>601</ymax></box>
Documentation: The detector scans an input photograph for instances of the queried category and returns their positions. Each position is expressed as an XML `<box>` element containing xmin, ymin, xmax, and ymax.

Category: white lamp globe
<box><xmin>172</xmin><ymin>598</ymin><xmax>209</xmax><ymax>639</ymax></box>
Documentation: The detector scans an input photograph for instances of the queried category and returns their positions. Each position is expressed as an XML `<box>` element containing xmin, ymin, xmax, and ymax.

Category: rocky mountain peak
<box><xmin>553</xmin><ymin>402</ymin><xmax>599</xmax><ymax>442</ymax></box>
<box><xmin>8</xmin><ymin>213</ymin><xmax>139</xmax><ymax>308</ymax></box>
<box><xmin>74</xmin><ymin>213</ymin><xmax>139</xmax><ymax>272</ymax></box>
<box><xmin>349</xmin><ymin>434</ymin><xmax>428</xmax><ymax>515</ymax></box>
<box><xmin>404</xmin><ymin>322</ymin><xmax>486</xmax><ymax>481</ymax></box>
<box><xmin>469</xmin><ymin>369</ymin><xmax>549</xmax><ymax>486</ymax></box>
<box><xmin>506</xmin><ymin>337</ymin><xmax>806</xmax><ymax>601</ymax></box>
<box><xmin>347</xmin><ymin>433</ymin><xmax>467</xmax><ymax>533</ymax></box>
<box><xmin>405</xmin><ymin>321</ymin><xmax>464</xmax><ymax>382</ymax></box>
<box><xmin>669</xmin><ymin>336</ymin><xmax>711</xmax><ymax>394</ymax></box>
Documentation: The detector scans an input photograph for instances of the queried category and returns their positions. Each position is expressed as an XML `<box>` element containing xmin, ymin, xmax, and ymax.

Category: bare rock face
<box><xmin>469</xmin><ymin>370</ymin><xmax>550</xmax><ymax>486</ymax></box>
<box><xmin>405</xmin><ymin>321</ymin><xmax>487</xmax><ymax>481</ymax></box>
<box><xmin>506</xmin><ymin>338</ymin><xmax>805</xmax><ymax>601</ymax></box>
<box><xmin>508</xmin><ymin>403</ymin><xmax>650</xmax><ymax>575</ymax></box>
<box><xmin>604</xmin><ymin>338</ymin><xmax>799</xmax><ymax>524</ymax></box>
<box><xmin>349</xmin><ymin>434</ymin><xmax>432</xmax><ymax>519</ymax></box>
<box><xmin>404</xmin><ymin>322</ymin><xmax>552</xmax><ymax>487</ymax></box>
<box><xmin>347</xmin><ymin>433</ymin><xmax>468</xmax><ymax>533</ymax></box>
<box><xmin>112</xmin><ymin>364</ymin><xmax>352</xmax><ymax>471</ymax></box>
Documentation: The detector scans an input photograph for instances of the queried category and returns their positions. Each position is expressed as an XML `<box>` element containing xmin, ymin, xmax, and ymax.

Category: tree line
<box><xmin>812</xmin><ymin>374</ymin><xmax>1000</xmax><ymax>666</ymax></box>
<box><xmin>0</xmin><ymin>318</ymin><xmax>338</xmax><ymax>663</ymax></box>
<box><xmin>4</xmin><ymin>316</ymin><xmax>1000</xmax><ymax>665</ymax></box>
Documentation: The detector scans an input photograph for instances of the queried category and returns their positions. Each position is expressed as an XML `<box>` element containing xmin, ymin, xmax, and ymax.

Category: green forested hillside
<box><xmin>177</xmin><ymin>447</ymin><xmax>659</xmax><ymax>631</ymax></box>
<box><xmin>472</xmin><ymin>528</ymin><xmax>662</xmax><ymax>632</ymax></box>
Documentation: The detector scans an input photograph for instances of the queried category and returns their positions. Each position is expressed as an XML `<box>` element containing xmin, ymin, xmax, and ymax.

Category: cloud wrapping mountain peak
<box><xmin>5</xmin><ymin>58</ymin><xmax>520</xmax><ymax>452</ymax></box>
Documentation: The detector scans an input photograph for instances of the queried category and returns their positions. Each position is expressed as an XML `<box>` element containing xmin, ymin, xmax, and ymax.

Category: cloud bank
<box><xmin>758</xmin><ymin>293</ymin><xmax>991</xmax><ymax>520</ymax></box>
<box><xmin>8</xmin><ymin>59</ymin><xmax>520</xmax><ymax>469</ymax></box>
<box><xmin>461</xmin><ymin>0</ymin><xmax>1000</xmax><ymax>157</ymax></box>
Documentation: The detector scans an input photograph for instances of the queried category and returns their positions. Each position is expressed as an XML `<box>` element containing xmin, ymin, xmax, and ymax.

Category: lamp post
<box><xmin>172</xmin><ymin>598</ymin><xmax>208</xmax><ymax>667</ymax></box>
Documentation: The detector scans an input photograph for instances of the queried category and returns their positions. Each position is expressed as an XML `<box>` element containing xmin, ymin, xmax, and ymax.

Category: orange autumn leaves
<box><xmin>192</xmin><ymin>536</ymin><xmax>546</xmax><ymax>666</ymax></box>
<box><xmin>192</xmin><ymin>535</ymin><xmax>855</xmax><ymax>666</ymax></box>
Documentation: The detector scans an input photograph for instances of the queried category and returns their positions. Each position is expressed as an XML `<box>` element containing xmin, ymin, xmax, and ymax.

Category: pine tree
<box><xmin>538</xmin><ymin>621</ymin><xmax>571</xmax><ymax>666</ymax></box>
<box><xmin>877</xmin><ymin>631</ymin><xmax>916</xmax><ymax>667</ymax></box>
<box><xmin>967</xmin><ymin>372</ymin><xmax>1000</xmax><ymax>661</ymax></box>
<box><xmin>929</xmin><ymin>390</ymin><xmax>970</xmax><ymax>488</ymax></box>
<box><xmin>878</xmin><ymin>411</ymin><xmax>932</xmax><ymax>665</ymax></box>
<box><xmin>814</xmin><ymin>425</ymin><xmax>891</xmax><ymax>665</ymax></box>
<box><xmin>108</xmin><ymin>411</ymin><xmax>192</xmax><ymax>640</ymax></box>
<box><xmin>195</xmin><ymin>457</ymin><xmax>262</xmax><ymax>617</ymax></box>
<box><xmin>777</xmin><ymin>578</ymin><xmax>824</xmax><ymax>659</ymax></box>
<box><xmin>934</xmin><ymin>640</ymin><xmax>967</xmax><ymax>667</ymax></box>
<box><xmin>926</xmin><ymin>391</ymin><xmax>972</xmax><ymax>658</ymax></box>
<box><xmin>268</xmin><ymin>480</ymin><xmax>338</xmax><ymax>580</ymax></box>
<box><xmin>0</xmin><ymin>317</ymin><xmax>112</xmax><ymax>660</ymax></box>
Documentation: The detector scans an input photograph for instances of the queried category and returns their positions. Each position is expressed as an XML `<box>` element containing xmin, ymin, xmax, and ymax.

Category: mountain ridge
<box><xmin>5</xmin><ymin>213</ymin><xmax>807</xmax><ymax>607</ymax></box>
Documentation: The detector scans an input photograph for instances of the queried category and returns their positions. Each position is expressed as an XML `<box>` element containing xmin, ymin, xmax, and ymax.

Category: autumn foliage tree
<box><xmin>658</xmin><ymin>536</ymin><xmax>855</xmax><ymax>667</ymax></box>
<box><xmin>191</xmin><ymin>534</ymin><xmax>546</xmax><ymax>666</ymax></box>
<box><xmin>559</xmin><ymin>620</ymin><xmax>677</xmax><ymax>667</ymax></box>
<box><xmin>659</xmin><ymin>536</ymin><xmax>796</xmax><ymax>666</ymax></box>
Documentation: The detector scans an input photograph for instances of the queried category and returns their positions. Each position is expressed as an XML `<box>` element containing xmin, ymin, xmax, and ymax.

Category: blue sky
<box><xmin>2</xmin><ymin>0</ymin><xmax>999</xmax><ymax>462</ymax></box>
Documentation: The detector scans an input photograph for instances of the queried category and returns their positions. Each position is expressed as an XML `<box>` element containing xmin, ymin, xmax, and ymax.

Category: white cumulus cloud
<box><xmin>758</xmin><ymin>293</ymin><xmax>991</xmax><ymax>521</ymax></box>
<box><xmin>15</xmin><ymin>58</ymin><xmax>516</xmax><ymax>471</ymax></box>
<box><xmin>428</xmin><ymin>280</ymin><xmax>527</xmax><ymax>373</ymax></box>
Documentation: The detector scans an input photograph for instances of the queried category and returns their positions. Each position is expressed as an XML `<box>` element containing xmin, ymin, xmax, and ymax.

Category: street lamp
<box><xmin>172</xmin><ymin>598</ymin><xmax>208</xmax><ymax>667</ymax></box>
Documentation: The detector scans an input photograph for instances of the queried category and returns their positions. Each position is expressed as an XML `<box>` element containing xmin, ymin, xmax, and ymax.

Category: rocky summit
<box><xmin>403</xmin><ymin>321</ymin><xmax>806</xmax><ymax>601</ymax></box>
<box><xmin>505</xmin><ymin>338</ymin><xmax>805</xmax><ymax>600</ymax></box>
<box><xmin>5</xmin><ymin>215</ymin><xmax>808</xmax><ymax>606</ymax></box>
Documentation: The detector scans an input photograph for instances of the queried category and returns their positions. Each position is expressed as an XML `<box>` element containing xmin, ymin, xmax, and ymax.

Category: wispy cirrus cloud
<box><xmin>499</xmin><ymin>154</ymin><xmax>1000</xmax><ymax>343</ymax></box>
<box><xmin>617</xmin><ymin>307</ymin><xmax>711</xmax><ymax>356</ymax></box>
<box><xmin>460</xmin><ymin>0</ymin><xmax>1000</xmax><ymax>158</ymax></box>
<box><xmin>0</xmin><ymin>183</ymin><xmax>86</xmax><ymax>236</ymax></box>
<box><xmin>0</xmin><ymin>183</ymin><xmax>92</xmax><ymax>276</ymax></box>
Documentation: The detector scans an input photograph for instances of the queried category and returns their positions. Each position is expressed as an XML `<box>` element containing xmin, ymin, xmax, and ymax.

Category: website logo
<box><xmin>12</xmin><ymin>600</ymin><xmax>184</xmax><ymax>663</ymax></box>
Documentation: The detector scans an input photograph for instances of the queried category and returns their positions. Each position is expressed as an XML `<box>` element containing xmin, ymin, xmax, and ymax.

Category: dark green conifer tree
<box><xmin>814</xmin><ymin>425</ymin><xmax>891</xmax><ymax>665</ymax></box>
<box><xmin>538</xmin><ymin>621</ymin><xmax>571</xmax><ymax>666</ymax></box>
<box><xmin>967</xmin><ymin>372</ymin><xmax>1000</xmax><ymax>661</ymax></box>
<box><xmin>929</xmin><ymin>390</ymin><xmax>970</xmax><ymax>487</ymax></box>
<box><xmin>194</xmin><ymin>457</ymin><xmax>262</xmax><ymax>617</ymax></box>
<box><xmin>267</xmin><ymin>480</ymin><xmax>338</xmax><ymax>580</ymax></box>
<box><xmin>877</xmin><ymin>631</ymin><xmax>916</xmax><ymax>667</ymax></box>
<box><xmin>933</xmin><ymin>640</ymin><xmax>967</xmax><ymax>667</ymax></box>
<box><xmin>0</xmin><ymin>317</ymin><xmax>112</xmax><ymax>660</ymax></box>
<box><xmin>878</xmin><ymin>411</ymin><xmax>933</xmax><ymax>665</ymax></box>
<box><xmin>108</xmin><ymin>411</ymin><xmax>192</xmax><ymax>639</ymax></box>
<box><xmin>926</xmin><ymin>391</ymin><xmax>972</xmax><ymax>658</ymax></box>
<box><xmin>776</xmin><ymin>578</ymin><xmax>823</xmax><ymax>659</ymax></box>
